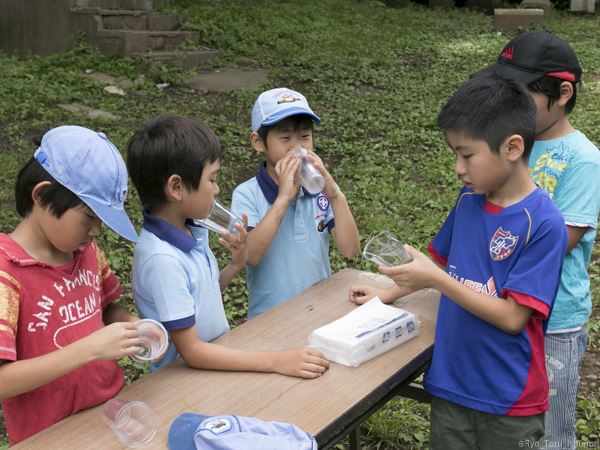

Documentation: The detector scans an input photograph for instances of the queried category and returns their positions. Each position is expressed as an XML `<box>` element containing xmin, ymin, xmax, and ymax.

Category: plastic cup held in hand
<box><xmin>363</xmin><ymin>231</ymin><xmax>413</xmax><ymax>267</ymax></box>
<box><xmin>131</xmin><ymin>319</ymin><xmax>168</xmax><ymax>362</ymax></box>
<box><xmin>102</xmin><ymin>399</ymin><xmax>157</xmax><ymax>448</ymax></box>
<box><xmin>193</xmin><ymin>200</ymin><xmax>243</xmax><ymax>235</ymax></box>
<box><xmin>294</xmin><ymin>147</ymin><xmax>325</xmax><ymax>195</ymax></box>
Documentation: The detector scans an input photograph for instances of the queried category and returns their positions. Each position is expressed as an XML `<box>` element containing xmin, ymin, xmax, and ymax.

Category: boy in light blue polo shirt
<box><xmin>232</xmin><ymin>88</ymin><xmax>360</xmax><ymax>318</ymax></box>
<box><xmin>127</xmin><ymin>115</ymin><xmax>329</xmax><ymax>378</ymax></box>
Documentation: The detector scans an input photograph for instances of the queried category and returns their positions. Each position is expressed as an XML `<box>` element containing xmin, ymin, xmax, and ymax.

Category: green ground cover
<box><xmin>0</xmin><ymin>1</ymin><xmax>599</xmax><ymax>448</ymax></box>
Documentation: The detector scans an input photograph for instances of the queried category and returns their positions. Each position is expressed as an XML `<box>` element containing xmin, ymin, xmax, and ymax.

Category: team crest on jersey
<box><xmin>489</xmin><ymin>227</ymin><xmax>519</xmax><ymax>261</ymax></box>
<box><xmin>317</xmin><ymin>194</ymin><xmax>329</xmax><ymax>211</ymax></box>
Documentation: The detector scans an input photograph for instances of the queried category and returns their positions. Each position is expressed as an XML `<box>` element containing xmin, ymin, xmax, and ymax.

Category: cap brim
<box><xmin>473</xmin><ymin>62</ymin><xmax>544</xmax><ymax>85</ymax></box>
<box><xmin>81</xmin><ymin>195</ymin><xmax>139</xmax><ymax>242</ymax></box>
<box><xmin>168</xmin><ymin>412</ymin><xmax>210</xmax><ymax>450</ymax></box>
<box><xmin>260</xmin><ymin>106</ymin><xmax>321</xmax><ymax>129</ymax></box>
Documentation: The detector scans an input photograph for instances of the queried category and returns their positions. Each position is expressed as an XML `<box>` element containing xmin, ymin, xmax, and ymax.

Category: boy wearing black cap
<box><xmin>482</xmin><ymin>31</ymin><xmax>600</xmax><ymax>450</ymax></box>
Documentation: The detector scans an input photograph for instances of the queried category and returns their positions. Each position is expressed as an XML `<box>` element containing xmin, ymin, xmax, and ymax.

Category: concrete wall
<box><xmin>0</xmin><ymin>0</ymin><xmax>98</xmax><ymax>56</ymax></box>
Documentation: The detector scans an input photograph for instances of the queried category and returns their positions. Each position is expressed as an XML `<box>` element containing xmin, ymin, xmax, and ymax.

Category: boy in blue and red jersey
<box><xmin>350</xmin><ymin>74</ymin><xmax>568</xmax><ymax>449</ymax></box>
<box><xmin>480</xmin><ymin>31</ymin><xmax>600</xmax><ymax>450</ymax></box>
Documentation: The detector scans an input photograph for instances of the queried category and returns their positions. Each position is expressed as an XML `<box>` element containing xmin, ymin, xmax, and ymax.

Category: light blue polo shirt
<box><xmin>232</xmin><ymin>164</ymin><xmax>335</xmax><ymax>319</ymax></box>
<box><xmin>529</xmin><ymin>130</ymin><xmax>600</xmax><ymax>332</ymax></box>
<box><xmin>132</xmin><ymin>210</ymin><xmax>230</xmax><ymax>370</ymax></box>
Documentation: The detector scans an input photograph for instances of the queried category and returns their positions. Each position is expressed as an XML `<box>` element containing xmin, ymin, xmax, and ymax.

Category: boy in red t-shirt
<box><xmin>0</xmin><ymin>126</ymin><xmax>140</xmax><ymax>445</ymax></box>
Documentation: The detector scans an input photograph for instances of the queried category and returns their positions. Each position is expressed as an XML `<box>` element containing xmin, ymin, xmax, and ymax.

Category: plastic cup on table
<box><xmin>193</xmin><ymin>200</ymin><xmax>243</xmax><ymax>236</ymax></box>
<box><xmin>101</xmin><ymin>399</ymin><xmax>157</xmax><ymax>448</ymax></box>
<box><xmin>363</xmin><ymin>231</ymin><xmax>413</xmax><ymax>267</ymax></box>
<box><xmin>131</xmin><ymin>319</ymin><xmax>168</xmax><ymax>363</ymax></box>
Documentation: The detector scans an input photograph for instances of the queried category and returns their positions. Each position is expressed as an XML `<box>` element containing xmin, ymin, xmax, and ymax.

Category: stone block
<box><xmin>493</xmin><ymin>8</ymin><xmax>544</xmax><ymax>30</ymax></box>
<box><xmin>570</xmin><ymin>0</ymin><xmax>595</xmax><ymax>12</ymax></box>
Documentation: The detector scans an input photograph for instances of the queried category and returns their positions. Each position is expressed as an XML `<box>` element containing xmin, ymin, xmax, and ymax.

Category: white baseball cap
<box><xmin>251</xmin><ymin>87</ymin><xmax>321</xmax><ymax>132</ymax></box>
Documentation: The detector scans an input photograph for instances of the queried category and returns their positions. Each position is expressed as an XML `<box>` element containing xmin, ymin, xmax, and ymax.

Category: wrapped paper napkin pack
<box><xmin>308</xmin><ymin>297</ymin><xmax>420</xmax><ymax>367</ymax></box>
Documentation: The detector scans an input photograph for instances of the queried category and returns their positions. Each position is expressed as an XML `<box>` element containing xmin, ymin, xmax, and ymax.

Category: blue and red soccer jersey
<box><xmin>425</xmin><ymin>187</ymin><xmax>567</xmax><ymax>416</ymax></box>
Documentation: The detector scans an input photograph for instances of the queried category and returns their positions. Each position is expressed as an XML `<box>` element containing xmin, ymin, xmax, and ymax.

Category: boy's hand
<box><xmin>275</xmin><ymin>152</ymin><xmax>302</xmax><ymax>203</ymax></box>
<box><xmin>306</xmin><ymin>150</ymin><xmax>342</xmax><ymax>200</ymax></box>
<box><xmin>84</xmin><ymin>322</ymin><xmax>141</xmax><ymax>361</ymax></box>
<box><xmin>349</xmin><ymin>285</ymin><xmax>399</xmax><ymax>304</ymax></box>
<box><xmin>219</xmin><ymin>214</ymin><xmax>248</xmax><ymax>268</ymax></box>
<box><xmin>273</xmin><ymin>347</ymin><xmax>329</xmax><ymax>379</ymax></box>
<box><xmin>379</xmin><ymin>245</ymin><xmax>444</xmax><ymax>292</ymax></box>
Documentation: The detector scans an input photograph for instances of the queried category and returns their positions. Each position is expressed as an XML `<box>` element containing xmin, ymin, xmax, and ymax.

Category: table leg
<box><xmin>348</xmin><ymin>425</ymin><xmax>361</xmax><ymax>450</ymax></box>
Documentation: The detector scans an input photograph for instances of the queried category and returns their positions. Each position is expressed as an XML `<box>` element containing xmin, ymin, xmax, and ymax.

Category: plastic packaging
<box><xmin>308</xmin><ymin>297</ymin><xmax>420</xmax><ymax>367</ymax></box>
<box><xmin>294</xmin><ymin>147</ymin><xmax>325</xmax><ymax>194</ymax></box>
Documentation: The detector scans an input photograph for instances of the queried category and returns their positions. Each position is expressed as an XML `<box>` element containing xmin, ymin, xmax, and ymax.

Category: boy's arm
<box><xmin>169</xmin><ymin>326</ymin><xmax>329</xmax><ymax>378</ymax></box>
<box><xmin>307</xmin><ymin>151</ymin><xmax>360</xmax><ymax>258</ymax></box>
<box><xmin>243</xmin><ymin>156</ymin><xmax>301</xmax><ymax>267</ymax></box>
<box><xmin>380</xmin><ymin>248</ymin><xmax>535</xmax><ymax>334</ymax></box>
<box><xmin>217</xmin><ymin>215</ymin><xmax>248</xmax><ymax>290</ymax></box>
<box><xmin>348</xmin><ymin>284</ymin><xmax>409</xmax><ymax>304</ymax></box>
<box><xmin>566</xmin><ymin>224</ymin><xmax>589</xmax><ymax>252</ymax></box>
<box><xmin>0</xmin><ymin>322</ymin><xmax>140</xmax><ymax>400</ymax></box>
<box><xmin>328</xmin><ymin>190</ymin><xmax>360</xmax><ymax>258</ymax></box>
<box><xmin>103</xmin><ymin>302</ymin><xmax>139</xmax><ymax>324</ymax></box>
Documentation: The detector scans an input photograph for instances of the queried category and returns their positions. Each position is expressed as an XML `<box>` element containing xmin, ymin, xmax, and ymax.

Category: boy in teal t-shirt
<box><xmin>482</xmin><ymin>31</ymin><xmax>600</xmax><ymax>450</ymax></box>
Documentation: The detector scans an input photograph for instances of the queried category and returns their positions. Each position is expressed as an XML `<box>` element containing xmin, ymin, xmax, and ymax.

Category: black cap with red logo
<box><xmin>478</xmin><ymin>30</ymin><xmax>582</xmax><ymax>85</ymax></box>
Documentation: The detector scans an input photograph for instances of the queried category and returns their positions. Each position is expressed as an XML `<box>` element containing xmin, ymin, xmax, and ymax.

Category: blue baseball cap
<box><xmin>168</xmin><ymin>413</ymin><xmax>317</xmax><ymax>450</ymax></box>
<box><xmin>34</xmin><ymin>125</ymin><xmax>138</xmax><ymax>242</ymax></box>
<box><xmin>251</xmin><ymin>87</ymin><xmax>321</xmax><ymax>132</ymax></box>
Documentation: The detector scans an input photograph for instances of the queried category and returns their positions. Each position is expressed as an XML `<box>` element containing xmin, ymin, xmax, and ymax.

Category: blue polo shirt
<box><xmin>232</xmin><ymin>164</ymin><xmax>335</xmax><ymax>319</ymax></box>
<box><xmin>132</xmin><ymin>210</ymin><xmax>229</xmax><ymax>371</ymax></box>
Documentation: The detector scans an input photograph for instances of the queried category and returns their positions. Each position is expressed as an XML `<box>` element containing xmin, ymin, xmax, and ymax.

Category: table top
<box><xmin>14</xmin><ymin>268</ymin><xmax>439</xmax><ymax>449</ymax></box>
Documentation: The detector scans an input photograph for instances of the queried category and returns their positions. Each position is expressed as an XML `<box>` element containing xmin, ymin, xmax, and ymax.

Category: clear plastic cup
<box><xmin>102</xmin><ymin>399</ymin><xmax>157</xmax><ymax>448</ymax></box>
<box><xmin>293</xmin><ymin>147</ymin><xmax>325</xmax><ymax>195</ymax></box>
<box><xmin>193</xmin><ymin>200</ymin><xmax>243</xmax><ymax>235</ymax></box>
<box><xmin>363</xmin><ymin>231</ymin><xmax>413</xmax><ymax>267</ymax></box>
<box><xmin>131</xmin><ymin>319</ymin><xmax>168</xmax><ymax>362</ymax></box>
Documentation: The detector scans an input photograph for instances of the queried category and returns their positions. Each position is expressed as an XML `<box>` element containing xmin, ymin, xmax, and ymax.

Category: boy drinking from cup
<box><xmin>0</xmin><ymin>126</ymin><xmax>141</xmax><ymax>445</ymax></box>
<box><xmin>350</xmin><ymin>75</ymin><xmax>568</xmax><ymax>448</ymax></box>
<box><xmin>126</xmin><ymin>115</ymin><xmax>329</xmax><ymax>378</ymax></box>
<box><xmin>231</xmin><ymin>87</ymin><xmax>360</xmax><ymax>319</ymax></box>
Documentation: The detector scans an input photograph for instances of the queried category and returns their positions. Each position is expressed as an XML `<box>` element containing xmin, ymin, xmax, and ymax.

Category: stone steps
<box><xmin>71</xmin><ymin>1</ymin><xmax>218</xmax><ymax>68</ymax></box>
<box><xmin>74</xmin><ymin>0</ymin><xmax>157</xmax><ymax>12</ymax></box>
<box><xmin>97</xmin><ymin>29</ymin><xmax>201</xmax><ymax>53</ymax></box>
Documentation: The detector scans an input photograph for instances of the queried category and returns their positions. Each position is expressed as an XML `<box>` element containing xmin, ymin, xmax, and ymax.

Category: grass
<box><xmin>1</xmin><ymin>0</ymin><xmax>599</xmax><ymax>448</ymax></box>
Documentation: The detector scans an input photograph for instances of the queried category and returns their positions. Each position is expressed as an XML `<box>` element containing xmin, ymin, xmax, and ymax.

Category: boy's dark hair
<box><xmin>528</xmin><ymin>76</ymin><xmax>577</xmax><ymax>115</ymax></box>
<box><xmin>15</xmin><ymin>158</ymin><xmax>83</xmax><ymax>218</ymax></box>
<box><xmin>438</xmin><ymin>74</ymin><xmax>536</xmax><ymax>159</ymax></box>
<box><xmin>127</xmin><ymin>115</ymin><xmax>222</xmax><ymax>209</ymax></box>
<box><xmin>257</xmin><ymin>115</ymin><xmax>315</xmax><ymax>145</ymax></box>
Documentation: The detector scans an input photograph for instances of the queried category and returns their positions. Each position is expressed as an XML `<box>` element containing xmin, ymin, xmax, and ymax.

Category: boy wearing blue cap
<box><xmin>0</xmin><ymin>126</ymin><xmax>141</xmax><ymax>445</ymax></box>
<box><xmin>232</xmin><ymin>88</ymin><xmax>360</xmax><ymax>318</ymax></box>
<box><xmin>127</xmin><ymin>115</ymin><xmax>329</xmax><ymax>377</ymax></box>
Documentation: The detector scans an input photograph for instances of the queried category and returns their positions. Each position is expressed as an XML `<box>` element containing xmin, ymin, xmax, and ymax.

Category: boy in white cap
<box><xmin>232</xmin><ymin>88</ymin><xmax>360</xmax><ymax>319</ymax></box>
<box><xmin>0</xmin><ymin>126</ymin><xmax>141</xmax><ymax>445</ymax></box>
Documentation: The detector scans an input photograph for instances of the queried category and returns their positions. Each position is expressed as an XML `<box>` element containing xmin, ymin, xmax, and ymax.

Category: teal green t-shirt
<box><xmin>529</xmin><ymin>130</ymin><xmax>600</xmax><ymax>331</ymax></box>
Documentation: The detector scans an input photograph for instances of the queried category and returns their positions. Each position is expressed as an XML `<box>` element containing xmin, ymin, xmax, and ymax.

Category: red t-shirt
<box><xmin>0</xmin><ymin>234</ymin><xmax>125</xmax><ymax>445</ymax></box>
